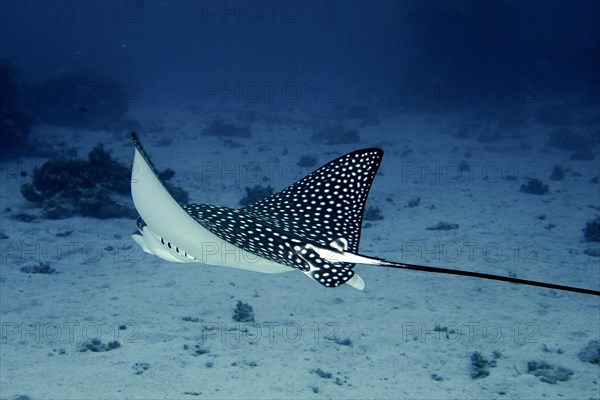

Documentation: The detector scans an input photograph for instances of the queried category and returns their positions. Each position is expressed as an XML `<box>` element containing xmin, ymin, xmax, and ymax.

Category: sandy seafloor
<box><xmin>1</xmin><ymin>103</ymin><xmax>599</xmax><ymax>400</ymax></box>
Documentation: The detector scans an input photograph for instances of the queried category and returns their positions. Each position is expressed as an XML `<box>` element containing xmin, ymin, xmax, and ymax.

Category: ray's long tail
<box><xmin>371</xmin><ymin>259</ymin><xmax>600</xmax><ymax>296</ymax></box>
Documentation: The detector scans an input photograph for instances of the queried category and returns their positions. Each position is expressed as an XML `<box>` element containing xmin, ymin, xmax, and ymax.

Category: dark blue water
<box><xmin>2</xmin><ymin>1</ymin><xmax>598</xmax><ymax>110</ymax></box>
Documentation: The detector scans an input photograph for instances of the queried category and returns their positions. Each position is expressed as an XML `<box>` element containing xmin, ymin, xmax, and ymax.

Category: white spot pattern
<box><xmin>244</xmin><ymin>148</ymin><xmax>383</xmax><ymax>253</ymax></box>
<box><xmin>180</xmin><ymin>148</ymin><xmax>384</xmax><ymax>288</ymax></box>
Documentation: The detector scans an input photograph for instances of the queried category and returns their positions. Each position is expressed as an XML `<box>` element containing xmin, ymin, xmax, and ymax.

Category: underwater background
<box><xmin>1</xmin><ymin>1</ymin><xmax>599</xmax><ymax>399</ymax></box>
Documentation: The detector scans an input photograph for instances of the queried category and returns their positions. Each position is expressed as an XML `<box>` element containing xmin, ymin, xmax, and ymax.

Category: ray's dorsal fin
<box><xmin>243</xmin><ymin>148</ymin><xmax>384</xmax><ymax>253</ymax></box>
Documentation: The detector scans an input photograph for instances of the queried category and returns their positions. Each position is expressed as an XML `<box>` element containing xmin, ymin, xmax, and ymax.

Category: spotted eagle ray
<box><xmin>130</xmin><ymin>133</ymin><xmax>599</xmax><ymax>296</ymax></box>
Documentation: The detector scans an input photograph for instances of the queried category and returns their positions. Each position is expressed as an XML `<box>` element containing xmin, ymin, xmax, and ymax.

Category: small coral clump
<box><xmin>546</xmin><ymin>127</ymin><xmax>589</xmax><ymax>151</ymax></box>
<box><xmin>469</xmin><ymin>351</ymin><xmax>491</xmax><ymax>379</ymax></box>
<box><xmin>583</xmin><ymin>217</ymin><xmax>600</xmax><ymax>242</ymax></box>
<box><xmin>202</xmin><ymin>117</ymin><xmax>251</xmax><ymax>138</ymax></box>
<box><xmin>426</xmin><ymin>222</ymin><xmax>459</xmax><ymax>231</ymax></box>
<box><xmin>20</xmin><ymin>145</ymin><xmax>133</xmax><ymax>219</ymax></box>
<box><xmin>233</xmin><ymin>300</ymin><xmax>255</xmax><ymax>323</ymax></box>
<box><xmin>311</xmin><ymin>124</ymin><xmax>360</xmax><ymax>145</ymax></box>
<box><xmin>570</xmin><ymin>149</ymin><xmax>595</xmax><ymax>160</ymax></box>
<box><xmin>78</xmin><ymin>339</ymin><xmax>120</xmax><ymax>352</ymax></box>
<box><xmin>239</xmin><ymin>185</ymin><xmax>274</xmax><ymax>206</ymax></box>
<box><xmin>549</xmin><ymin>165</ymin><xmax>565</xmax><ymax>181</ymax></box>
<box><xmin>20</xmin><ymin>145</ymin><xmax>187</xmax><ymax>219</ymax></box>
<box><xmin>133</xmin><ymin>362</ymin><xmax>151</xmax><ymax>375</ymax></box>
<box><xmin>298</xmin><ymin>155</ymin><xmax>318</xmax><ymax>168</ymax></box>
<box><xmin>341</xmin><ymin>105</ymin><xmax>380</xmax><ymax>126</ymax></box>
<box><xmin>520</xmin><ymin>178</ymin><xmax>549</xmax><ymax>195</ymax></box>
<box><xmin>363</xmin><ymin>206</ymin><xmax>384</xmax><ymax>221</ymax></box>
<box><xmin>407</xmin><ymin>197</ymin><xmax>421</xmax><ymax>208</ymax></box>
<box><xmin>20</xmin><ymin>261</ymin><xmax>56</xmax><ymax>274</ymax></box>
<box><xmin>578</xmin><ymin>340</ymin><xmax>600</xmax><ymax>364</ymax></box>
<box><xmin>527</xmin><ymin>361</ymin><xmax>573</xmax><ymax>384</ymax></box>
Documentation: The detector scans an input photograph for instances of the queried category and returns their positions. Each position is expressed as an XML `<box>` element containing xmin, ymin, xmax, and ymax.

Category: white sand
<box><xmin>1</xmin><ymin>104</ymin><xmax>598</xmax><ymax>400</ymax></box>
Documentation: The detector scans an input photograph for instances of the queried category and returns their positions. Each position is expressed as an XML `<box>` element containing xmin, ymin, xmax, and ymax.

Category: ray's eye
<box><xmin>136</xmin><ymin>217</ymin><xmax>145</xmax><ymax>229</ymax></box>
